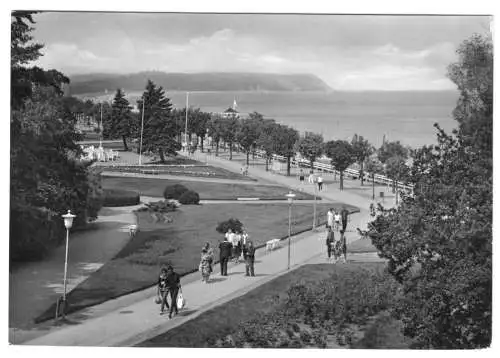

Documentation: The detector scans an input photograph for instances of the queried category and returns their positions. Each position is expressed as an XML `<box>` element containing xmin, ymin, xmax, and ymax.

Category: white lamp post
<box><xmin>286</xmin><ymin>191</ymin><xmax>296</xmax><ymax>270</ymax></box>
<box><xmin>61</xmin><ymin>210</ymin><xmax>76</xmax><ymax>318</ymax></box>
<box><xmin>139</xmin><ymin>99</ymin><xmax>145</xmax><ymax>166</ymax></box>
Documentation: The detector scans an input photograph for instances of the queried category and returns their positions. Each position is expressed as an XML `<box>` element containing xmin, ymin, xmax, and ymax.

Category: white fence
<box><xmin>254</xmin><ymin>149</ymin><xmax>414</xmax><ymax>193</ymax></box>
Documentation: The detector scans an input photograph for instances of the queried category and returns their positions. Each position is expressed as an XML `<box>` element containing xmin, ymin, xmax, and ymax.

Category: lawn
<box><xmin>138</xmin><ymin>262</ymin><xmax>406</xmax><ymax>348</ymax></box>
<box><xmin>103</xmin><ymin>164</ymin><xmax>255</xmax><ymax>181</ymax></box>
<box><xmin>102</xmin><ymin>176</ymin><xmax>318</xmax><ymax>201</ymax></box>
<box><xmin>35</xmin><ymin>202</ymin><xmax>357</xmax><ymax>322</ymax></box>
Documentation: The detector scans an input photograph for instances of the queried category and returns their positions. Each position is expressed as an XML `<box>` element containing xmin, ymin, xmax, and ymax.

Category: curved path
<box><xmin>9</xmin><ymin>205</ymin><xmax>140</xmax><ymax>344</ymax></box>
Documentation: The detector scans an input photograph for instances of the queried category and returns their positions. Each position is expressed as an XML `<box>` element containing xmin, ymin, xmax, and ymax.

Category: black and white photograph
<box><xmin>7</xmin><ymin>2</ymin><xmax>494</xmax><ymax>351</ymax></box>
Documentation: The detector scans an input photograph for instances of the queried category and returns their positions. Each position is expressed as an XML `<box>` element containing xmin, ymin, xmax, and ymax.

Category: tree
<box><xmin>296</xmin><ymin>132</ymin><xmax>323</xmax><ymax>170</ymax></box>
<box><xmin>384</xmin><ymin>155</ymin><xmax>409</xmax><ymax>204</ymax></box>
<box><xmin>191</xmin><ymin>110</ymin><xmax>210</xmax><ymax>152</ymax></box>
<box><xmin>377</xmin><ymin>140</ymin><xmax>408</xmax><ymax>164</ymax></box>
<box><xmin>364</xmin><ymin>34</ymin><xmax>492</xmax><ymax>348</ymax></box>
<box><xmin>275</xmin><ymin>125</ymin><xmax>299</xmax><ymax>176</ymax></box>
<box><xmin>11</xmin><ymin>11</ymin><xmax>69</xmax><ymax>109</ymax></box>
<box><xmin>137</xmin><ymin>80</ymin><xmax>180</xmax><ymax>162</ymax></box>
<box><xmin>324</xmin><ymin>140</ymin><xmax>355</xmax><ymax>191</ymax></box>
<box><xmin>364</xmin><ymin>157</ymin><xmax>384</xmax><ymax>200</ymax></box>
<box><xmin>237</xmin><ymin>114</ymin><xmax>261</xmax><ymax>166</ymax></box>
<box><xmin>208</xmin><ymin>114</ymin><xmax>224</xmax><ymax>156</ymax></box>
<box><xmin>108</xmin><ymin>88</ymin><xmax>136</xmax><ymax>151</ymax></box>
<box><xmin>256</xmin><ymin>120</ymin><xmax>278</xmax><ymax>171</ymax></box>
<box><xmin>219</xmin><ymin>114</ymin><xmax>239</xmax><ymax>160</ymax></box>
<box><xmin>351</xmin><ymin>134</ymin><xmax>374</xmax><ymax>186</ymax></box>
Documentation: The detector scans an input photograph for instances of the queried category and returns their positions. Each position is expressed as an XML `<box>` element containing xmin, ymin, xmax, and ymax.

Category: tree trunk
<box><xmin>246</xmin><ymin>151</ymin><xmax>250</xmax><ymax>166</ymax></box>
<box><xmin>159</xmin><ymin>149</ymin><xmax>166</xmax><ymax>163</ymax></box>
<box><xmin>360</xmin><ymin>161</ymin><xmax>364</xmax><ymax>186</ymax></box>
<box><xmin>188</xmin><ymin>133</ymin><xmax>192</xmax><ymax>145</ymax></box>
<box><xmin>287</xmin><ymin>156</ymin><xmax>291</xmax><ymax>176</ymax></box>
<box><xmin>310</xmin><ymin>159</ymin><xmax>314</xmax><ymax>172</ymax></box>
<box><xmin>216</xmin><ymin>141</ymin><xmax>220</xmax><ymax>156</ymax></box>
<box><xmin>229</xmin><ymin>142</ymin><xmax>233</xmax><ymax>160</ymax></box>
<box><xmin>392</xmin><ymin>179</ymin><xmax>396</xmax><ymax>193</ymax></box>
<box><xmin>122</xmin><ymin>136</ymin><xmax>128</xmax><ymax>151</ymax></box>
<box><xmin>372</xmin><ymin>175</ymin><xmax>375</xmax><ymax>200</ymax></box>
<box><xmin>200</xmin><ymin>135</ymin><xmax>205</xmax><ymax>152</ymax></box>
<box><xmin>340</xmin><ymin>171</ymin><xmax>344</xmax><ymax>191</ymax></box>
<box><xmin>265</xmin><ymin>157</ymin><xmax>270</xmax><ymax>171</ymax></box>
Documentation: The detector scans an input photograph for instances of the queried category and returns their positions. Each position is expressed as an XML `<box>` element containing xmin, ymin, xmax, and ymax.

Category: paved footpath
<box><xmin>20</xmin><ymin>149</ymin><xmax>391</xmax><ymax>346</ymax></box>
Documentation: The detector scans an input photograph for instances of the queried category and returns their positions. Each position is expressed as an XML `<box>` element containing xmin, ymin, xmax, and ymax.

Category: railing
<box><xmin>253</xmin><ymin>149</ymin><xmax>414</xmax><ymax>192</ymax></box>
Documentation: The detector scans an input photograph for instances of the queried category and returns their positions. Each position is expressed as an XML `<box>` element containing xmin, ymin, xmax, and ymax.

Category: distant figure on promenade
<box><xmin>243</xmin><ymin>240</ymin><xmax>256</xmax><ymax>276</ymax></box>
<box><xmin>339</xmin><ymin>230</ymin><xmax>347</xmax><ymax>263</ymax></box>
<box><xmin>308</xmin><ymin>170</ymin><xmax>315</xmax><ymax>184</ymax></box>
<box><xmin>219</xmin><ymin>236</ymin><xmax>232</xmax><ymax>276</ymax></box>
<box><xmin>157</xmin><ymin>267</ymin><xmax>170</xmax><ymax>314</ymax></box>
<box><xmin>327</xmin><ymin>208</ymin><xmax>334</xmax><ymax>230</ymax></box>
<box><xmin>317</xmin><ymin>175</ymin><xmax>324</xmax><ymax>191</ymax></box>
<box><xmin>164</xmin><ymin>265</ymin><xmax>181</xmax><ymax>319</ymax></box>
<box><xmin>298</xmin><ymin>169</ymin><xmax>305</xmax><ymax>185</ymax></box>
<box><xmin>334</xmin><ymin>210</ymin><xmax>341</xmax><ymax>232</ymax></box>
<box><xmin>341</xmin><ymin>206</ymin><xmax>350</xmax><ymax>232</ymax></box>
<box><xmin>326</xmin><ymin>227</ymin><xmax>335</xmax><ymax>260</ymax></box>
<box><xmin>199</xmin><ymin>243</ymin><xmax>214</xmax><ymax>284</ymax></box>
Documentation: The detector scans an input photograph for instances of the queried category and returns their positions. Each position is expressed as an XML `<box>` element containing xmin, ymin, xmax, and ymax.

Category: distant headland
<box><xmin>68</xmin><ymin>71</ymin><xmax>333</xmax><ymax>95</ymax></box>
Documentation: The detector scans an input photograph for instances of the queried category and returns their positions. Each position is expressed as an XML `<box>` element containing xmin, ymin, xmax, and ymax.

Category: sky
<box><xmin>31</xmin><ymin>12</ymin><xmax>491</xmax><ymax>91</ymax></box>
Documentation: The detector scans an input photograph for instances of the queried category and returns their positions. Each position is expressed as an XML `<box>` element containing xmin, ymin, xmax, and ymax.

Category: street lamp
<box><xmin>313</xmin><ymin>176</ymin><xmax>317</xmax><ymax>230</ymax></box>
<box><xmin>61</xmin><ymin>210</ymin><xmax>76</xmax><ymax>318</ymax></box>
<box><xmin>138</xmin><ymin>99</ymin><xmax>145</xmax><ymax>166</ymax></box>
<box><xmin>184</xmin><ymin>92</ymin><xmax>189</xmax><ymax>153</ymax></box>
<box><xmin>286</xmin><ymin>191</ymin><xmax>296</xmax><ymax>270</ymax></box>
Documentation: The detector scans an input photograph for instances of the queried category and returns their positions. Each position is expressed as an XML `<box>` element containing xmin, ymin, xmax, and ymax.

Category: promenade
<box><xmin>19</xmin><ymin>148</ymin><xmax>392</xmax><ymax>346</ymax></box>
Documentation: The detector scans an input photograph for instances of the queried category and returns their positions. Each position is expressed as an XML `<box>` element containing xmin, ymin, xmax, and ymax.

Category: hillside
<box><xmin>68</xmin><ymin>72</ymin><xmax>332</xmax><ymax>94</ymax></box>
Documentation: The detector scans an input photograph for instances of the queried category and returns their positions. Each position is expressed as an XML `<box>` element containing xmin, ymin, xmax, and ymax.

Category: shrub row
<box><xmin>103</xmin><ymin>189</ymin><xmax>140</xmax><ymax>207</ymax></box>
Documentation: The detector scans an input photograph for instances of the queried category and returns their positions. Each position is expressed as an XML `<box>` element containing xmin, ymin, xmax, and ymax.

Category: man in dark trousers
<box><xmin>341</xmin><ymin>206</ymin><xmax>350</xmax><ymax>232</ymax></box>
<box><xmin>243</xmin><ymin>240</ymin><xmax>256</xmax><ymax>276</ymax></box>
<box><xmin>326</xmin><ymin>227</ymin><xmax>335</xmax><ymax>260</ymax></box>
<box><xmin>164</xmin><ymin>265</ymin><xmax>181</xmax><ymax>319</ymax></box>
<box><xmin>219</xmin><ymin>236</ymin><xmax>232</xmax><ymax>276</ymax></box>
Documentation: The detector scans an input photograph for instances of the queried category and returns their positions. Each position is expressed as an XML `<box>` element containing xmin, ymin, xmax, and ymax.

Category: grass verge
<box><xmin>102</xmin><ymin>176</ymin><xmax>318</xmax><ymax>201</ymax></box>
<box><xmin>35</xmin><ymin>202</ymin><xmax>357</xmax><ymax>323</ymax></box>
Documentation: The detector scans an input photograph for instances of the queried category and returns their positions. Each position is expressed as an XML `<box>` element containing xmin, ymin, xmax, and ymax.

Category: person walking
<box><xmin>327</xmin><ymin>208</ymin><xmax>334</xmax><ymax>230</ymax></box>
<box><xmin>157</xmin><ymin>267</ymin><xmax>170</xmax><ymax>315</ymax></box>
<box><xmin>334</xmin><ymin>210</ymin><xmax>341</xmax><ymax>232</ymax></box>
<box><xmin>341</xmin><ymin>206</ymin><xmax>350</xmax><ymax>232</ymax></box>
<box><xmin>298</xmin><ymin>169</ymin><xmax>305</xmax><ymax>185</ymax></box>
<box><xmin>219</xmin><ymin>236</ymin><xmax>232</xmax><ymax>276</ymax></box>
<box><xmin>317</xmin><ymin>175</ymin><xmax>324</xmax><ymax>191</ymax></box>
<box><xmin>243</xmin><ymin>240</ymin><xmax>256</xmax><ymax>276</ymax></box>
<box><xmin>339</xmin><ymin>230</ymin><xmax>348</xmax><ymax>264</ymax></box>
<box><xmin>162</xmin><ymin>266</ymin><xmax>181</xmax><ymax>318</ymax></box>
<box><xmin>199</xmin><ymin>245</ymin><xmax>214</xmax><ymax>283</ymax></box>
<box><xmin>326</xmin><ymin>227</ymin><xmax>335</xmax><ymax>261</ymax></box>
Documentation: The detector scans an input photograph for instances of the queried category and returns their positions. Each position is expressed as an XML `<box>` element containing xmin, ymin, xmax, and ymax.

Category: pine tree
<box><xmin>109</xmin><ymin>88</ymin><xmax>135</xmax><ymax>150</ymax></box>
<box><xmin>137</xmin><ymin>80</ymin><xmax>180</xmax><ymax>162</ymax></box>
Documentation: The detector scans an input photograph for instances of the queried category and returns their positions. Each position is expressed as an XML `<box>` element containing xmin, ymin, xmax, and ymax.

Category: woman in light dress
<box><xmin>199</xmin><ymin>242</ymin><xmax>214</xmax><ymax>283</ymax></box>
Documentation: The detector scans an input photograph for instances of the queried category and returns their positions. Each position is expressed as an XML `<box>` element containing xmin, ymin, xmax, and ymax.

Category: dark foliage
<box><xmin>163</xmin><ymin>184</ymin><xmax>189</xmax><ymax>200</ymax></box>
<box><xmin>103</xmin><ymin>189</ymin><xmax>140</xmax><ymax>207</ymax></box>
<box><xmin>216</xmin><ymin>218</ymin><xmax>243</xmax><ymax>234</ymax></box>
<box><xmin>178</xmin><ymin>190</ymin><xmax>200</xmax><ymax>205</ymax></box>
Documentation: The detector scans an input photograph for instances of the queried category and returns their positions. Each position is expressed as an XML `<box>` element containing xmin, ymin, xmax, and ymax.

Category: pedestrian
<box><xmin>299</xmin><ymin>169</ymin><xmax>305</xmax><ymax>185</ymax></box>
<box><xmin>326</xmin><ymin>227</ymin><xmax>335</xmax><ymax>260</ymax></box>
<box><xmin>327</xmin><ymin>208</ymin><xmax>334</xmax><ymax>230</ymax></box>
<box><xmin>341</xmin><ymin>206</ymin><xmax>350</xmax><ymax>232</ymax></box>
<box><xmin>240</xmin><ymin>229</ymin><xmax>249</xmax><ymax>260</ymax></box>
<box><xmin>243</xmin><ymin>240</ymin><xmax>256</xmax><ymax>276</ymax></box>
<box><xmin>157</xmin><ymin>267</ymin><xmax>170</xmax><ymax>315</ymax></box>
<box><xmin>218</xmin><ymin>235</ymin><xmax>232</xmax><ymax>276</ymax></box>
<box><xmin>308</xmin><ymin>171</ymin><xmax>315</xmax><ymax>184</ymax></box>
<box><xmin>339</xmin><ymin>230</ymin><xmax>348</xmax><ymax>263</ymax></box>
<box><xmin>163</xmin><ymin>265</ymin><xmax>181</xmax><ymax>318</ymax></box>
<box><xmin>334</xmin><ymin>210</ymin><xmax>341</xmax><ymax>232</ymax></box>
<box><xmin>199</xmin><ymin>245</ymin><xmax>214</xmax><ymax>283</ymax></box>
<box><xmin>317</xmin><ymin>175</ymin><xmax>323</xmax><ymax>191</ymax></box>
<box><xmin>232</xmin><ymin>231</ymin><xmax>242</xmax><ymax>263</ymax></box>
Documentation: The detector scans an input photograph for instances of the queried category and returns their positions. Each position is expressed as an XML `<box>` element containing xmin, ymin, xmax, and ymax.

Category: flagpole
<box><xmin>99</xmin><ymin>102</ymin><xmax>103</xmax><ymax>148</ymax></box>
<box><xmin>139</xmin><ymin>99</ymin><xmax>145</xmax><ymax>166</ymax></box>
<box><xmin>185</xmin><ymin>92</ymin><xmax>189</xmax><ymax>152</ymax></box>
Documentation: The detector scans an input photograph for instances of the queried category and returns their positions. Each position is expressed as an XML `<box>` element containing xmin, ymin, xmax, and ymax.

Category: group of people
<box><xmin>219</xmin><ymin>229</ymin><xmax>255</xmax><ymax>277</ymax></box>
<box><xmin>325</xmin><ymin>207</ymin><xmax>350</xmax><ymax>263</ymax></box>
<box><xmin>298</xmin><ymin>169</ymin><xmax>324</xmax><ymax>191</ymax></box>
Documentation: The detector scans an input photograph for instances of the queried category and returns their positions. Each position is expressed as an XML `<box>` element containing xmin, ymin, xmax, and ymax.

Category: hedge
<box><xmin>163</xmin><ymin>184</ymin><xmax>189</xmax><ymax>200</ymax></box>
<box><xmin>103</xmin><ymin>189</ymin><xmax>140</xmax><ymax>207</ymax></box>
<box><xmin>178</xmin><ymin>190</ymin><xmax>200</xmax><ymax>205</ymax></box>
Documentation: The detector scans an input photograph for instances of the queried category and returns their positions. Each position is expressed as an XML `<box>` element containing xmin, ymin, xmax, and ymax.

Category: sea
<box><xmin>96</xmin><ymin>90</ymin><xmax>460</xmax><ymax>149</ymax></box>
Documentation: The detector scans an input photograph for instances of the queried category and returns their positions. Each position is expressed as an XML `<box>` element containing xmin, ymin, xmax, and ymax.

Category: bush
<box><xmin>163</xmin><ymin>184</ymin><xmax>189</xmax><ymax>200</ymax></box>
<box><xmin>216</xmin><ymin>218</ymin><xmax>243</xmax><ymax>234</ymax></box>
<box><xmin>103</xmin><ymin>189</ymin><xmax>140</xmax><ymax>207</ymax></box>
<box><xmin>178</xmin><ymin>190</ymin><xmax>200</xmax><ymax>205</ymax></box>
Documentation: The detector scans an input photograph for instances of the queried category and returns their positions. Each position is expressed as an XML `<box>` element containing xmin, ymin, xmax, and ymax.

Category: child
<box><xmin>157</xmin><ymin>268</ymin><xmax>170</xmax><ymax>314</ymax></box>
